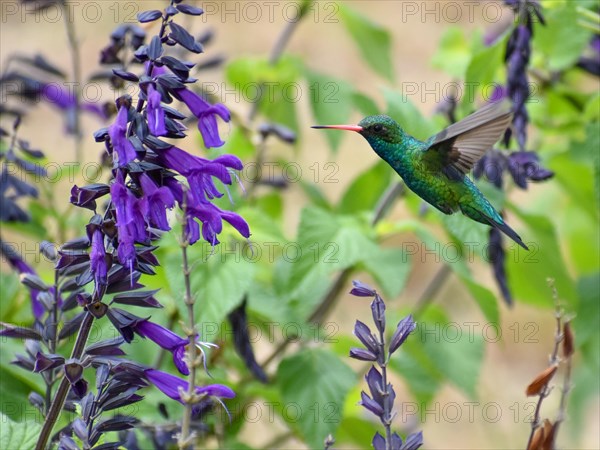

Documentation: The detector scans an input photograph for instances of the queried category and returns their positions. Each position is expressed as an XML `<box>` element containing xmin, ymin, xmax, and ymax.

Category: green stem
<box><xmin>178</xmin><ymin>242</ymin><xmax>198</xmax><ymax>449</ymax></box>
<box><xmin>36</xmin><ymin>311</ymin><xmax>94</xmax><ymax>450</ymax></box>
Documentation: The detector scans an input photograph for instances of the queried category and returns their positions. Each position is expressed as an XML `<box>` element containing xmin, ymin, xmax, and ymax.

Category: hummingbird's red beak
<box><xmin>312</xmin><ymin>124</ymin><xmax>363</xmax><ymax>132</ymax></box>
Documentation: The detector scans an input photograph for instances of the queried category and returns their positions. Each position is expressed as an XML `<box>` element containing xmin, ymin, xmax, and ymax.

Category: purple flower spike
<box><xmin>389</xmin><ymin>315</ymin><xmax>416</xmax><ymax>355</ymax></box>
<box><xmin>133</xmin><ymin>320</ymin><xmax>190</xmax><ymax>375</ymax></box>
<box><xmin>108</xmin><ymin>106</ymin><xmax>137</xmax><ymax>167</ymax></box>
<box><xmin>145</xmin><ymin>369</ymin><xmax>235</xmax><ymax>408</ymax></box>
<box><xmin>147</xmin><ymin>84</ymin><xmax>166</xmax><ymax>136</ymax></box>
<box><xmin>174</xmin><ymin>88</ymin><xmax>231</xmax><ymax>148</ymax></box>
<box><xmin>349</xmin><ymin>280</ymin><xmax>377</xmax><ymax>297</ymax></box>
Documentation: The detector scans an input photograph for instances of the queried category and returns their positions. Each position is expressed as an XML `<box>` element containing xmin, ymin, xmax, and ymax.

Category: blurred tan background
<box><xmin>1</xmin><ymin>1</ymin><xmax>597</xmax><ymax>448</ymax></box>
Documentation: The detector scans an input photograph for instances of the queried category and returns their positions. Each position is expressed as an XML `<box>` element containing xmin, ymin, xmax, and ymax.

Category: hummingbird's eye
<box><xmin>372</xmin><ymin>124</ymin><xmax>384</xmax><ymax>133</ymax></box>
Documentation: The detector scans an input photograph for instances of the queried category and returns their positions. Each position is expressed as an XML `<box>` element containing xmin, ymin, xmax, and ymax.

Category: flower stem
<box><xmin>36</xmin><ymin>311</ymin><xmax>94</xmax><ymax>450</ymax></box>
<box><xmin>62</xmin><ymin>1</ymin><xmax>83</xmax><ymax>164</ymax></box>
<box><xmin>179</xmin><ymin>241</ymin><xmax>197</xmax><ymax>449</ymax></box>
<box><xmin>377</xmin><ymin>324</ymin><xmax>393</xmax><ymax>450</ymax></box>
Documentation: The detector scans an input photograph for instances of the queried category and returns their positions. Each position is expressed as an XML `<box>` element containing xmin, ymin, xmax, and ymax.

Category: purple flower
<box><xmin>473</xmin><ymin>150</ymin><xmax>506</xmax><ymax>189</ymax></box>
<box><xmin>349</xmin><ymin>280</ymin><xmax>377</xmax><ymax>297</ymax></box>
<box><xmin>108</xmin><ymin>106</ymin><xmax>137</xmax><ymax>167</ymax></box>
<box><xmin>173</xmin><ymin>88</ymin><xmax>230</xmax><ymax>148</ymax></box>
<box><xmin>111</xmin><ymin>171</ymin><xmax>148</xmax><ymax>270</ymax></box>
<box><xmin>146</xmin><ymin>84</ymin><xmax>166</xmax><ymax>136</ymax></box>
<box><xmin>389</xmin><ymin>315</ymin><xmax>416</xmax><ymax>355</ymax></box>
<box><xmin>488</xmin><ymin>227</ymin><xmax>511</xmax><ymax>305</ymax></box>
<box><xmin>90</xmin><ymin>229</ymin><xmax>108</xmax><ymax>288</ymax></box>
<box><xmin>144</xmin><ymin>369</ymin><xmax>235</xmax><ymax>411</ymax></box>
<box><xmin>134</xmin><ymin>320</ymin><xmax>189</xmax><ymax>375</ymax></box>
<box><xmin>507</xmin><ymin>151</ymin><xmax>553</xmax><ymax>189</ymax></box>
<box><xmin>138</xmin><ymin>173</ymin><xmax>174</xmax><ymax>231</ymax></box>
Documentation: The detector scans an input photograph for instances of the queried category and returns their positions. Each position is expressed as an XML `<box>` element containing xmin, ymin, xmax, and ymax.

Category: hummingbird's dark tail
<box><xmin>488</xmin><ymin>219</ymin><xmax>529</xmax><ymax>250</ymax></box>
<box><xmin>460</xmin><ymin>204</ymin><xmax>529</xmax><ymax>250</ymax></box>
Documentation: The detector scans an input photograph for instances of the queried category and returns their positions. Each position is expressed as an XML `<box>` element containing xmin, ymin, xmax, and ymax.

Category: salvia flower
<box><xmin>144</xmin><ymin>369</ymin><xmax>235</xmax><ymax>414</ymax></box>
<box><xmin>173</xmin><ymin>87</ymin><xmax>231</xmax><ymax>148</ymax></box>
<box><xmin>146</xmin><ymin>83</ymin><xmax>166</xmax><ymax>136</ymax></box>
<box><xmin>133</xmin><ymin>319</ymin><xmax>190</xmax><ymax>375</ymax></box>
<box><xmin>108</xmin><ymin>105</ymin><xmax>137</xmax><ymax>167</ymax></box>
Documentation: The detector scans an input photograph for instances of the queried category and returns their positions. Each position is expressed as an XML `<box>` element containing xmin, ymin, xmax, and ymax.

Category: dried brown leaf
<box><xmin>526</xmin><ymin>364</ymin><xmax>558</xmax><ymax>397</ymax></box>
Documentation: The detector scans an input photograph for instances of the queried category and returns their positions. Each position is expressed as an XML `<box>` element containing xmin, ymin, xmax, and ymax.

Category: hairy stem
<box><xmin>36</xmin><ymin>311</ymin><xmax>94</xmax><ymax>450</ymax></box>
<box><xmin>62</xmin><ymin>1</ymin><xmax>83</xmax><ymax>163</ymax></box>
<box><xmin>179</xmin><ymin>242</ymin><xmax>198</xmax><ymax>449</ymax></box>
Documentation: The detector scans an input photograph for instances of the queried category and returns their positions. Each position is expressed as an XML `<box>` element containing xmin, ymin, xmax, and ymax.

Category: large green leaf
<box><xmin>0</xmin><ymin>414</ymin><xmax>40</xmax><ymax>450</ymax></box>
<box><xmin>277</xmin><ymin>348</ymin><xmax>356</xmax><ymax>448</ymax></box>
<box><xmin>506</xmin><ymin>208</ymin><xmax>577</xmax><ymax>307</ymax></box>
<box><xmin>305</xmin><ymin>70</ymin><xmax>354</xmax><ymax>152</ymax></box>
<box><xmin>338</xmin><ymin>161</ymin><xmax>392</xmax><ymax>214</ymax></box>
<box><xmin>465</xmin><ymin>34</ymin><xmax>507</xmax><ymax>98</ymax></box>
<box><xmin>289</xmin><ymin>207</ymin><xmax>378</xmax><ymax>289</ymax></box>
<box><xmin>534</xmin><ymin>1</ymin><xmax>593</xmax><ymax>71</ymax></box>
<box><xmin>338</xmin><ymin>4</ymin><xmax>394</xmax><ymax>80</ymax></box>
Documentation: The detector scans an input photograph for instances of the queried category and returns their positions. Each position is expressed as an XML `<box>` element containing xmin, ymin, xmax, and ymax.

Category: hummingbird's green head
<box><xmin>312</xmin><ymin>115</ymin><xmax>405</xmax><ymax>157</ymax></box>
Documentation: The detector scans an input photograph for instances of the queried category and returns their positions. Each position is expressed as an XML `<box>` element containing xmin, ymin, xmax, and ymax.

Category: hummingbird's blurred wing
<box><xmin>425</xmin><ymin>101</ymin><xmax>512</xmax><ymax>177</ymax></box>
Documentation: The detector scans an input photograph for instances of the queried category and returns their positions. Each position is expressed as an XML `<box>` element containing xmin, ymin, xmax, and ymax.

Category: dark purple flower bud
<box><xmin>349</xmin><ymin>279</ymin><xmax>376</xmax><ymax>297</ymax></box>
<box><xmin>353</xmin><ymin>320</ymin><xmax>380</xmax><ymax>356</ymax></box>
<box><xmin>33</xmin><ymin>352</ymin><xmax>65</xmax><ymax>372</ymax></box>
<box><xmin>360</xmin><ymin>390</ymin><xmax>384</xmax><ymax>418</ymax></box>
<box><xmin>365</xmin><ymin>366</ymin><xmax>385</xmax><ymax>407</ymax></box>
<box><xmin>173</xmin><ymin>88</ymin><xmax>230</xmax><ymax>148</ymax></box>
<box><xmin>389</xmin><ymin>315</ymin><xmax>416</xmax><ymax>355</ymax></box>
<box><xmin>390</xmin><ymin>432</ymin><xmax>403</xmax><ymax>450</ymax></box>
<box><xmin>133</xmin><ymin>320</ymin><xmax>190</xmax><ymax>375</ymax></box>
<box><xmin>147</xmin><ymin>84</ymin><xmax>166</xmax><ymax>136</ymax></box>
<box><xmin>371</xmin><ymin>295</ymin><xmax>386</xmax><ymax>334</ymax></box>
<box><xmin>72</xmin><ymin>379</ymin><xmax>88</xmax><ymax>399</ymax></box>
<box><xmin>0</xmin><ymin>323</ymin><xmax>42</xmax><ymax>340</ymax></box>
<box><xmin>108</xmin><ymin>106</ymin><xmax>137</xmax><ymax>166</ymax></box>
<box><xmin>402</xmin><ymin>431</ymin><xmax>424</xmax><ymax>450</ymax></box>
<box><xmin>72</xmin><ymin>417</ymin><xmax>88</xmax><ymax>442</ymax></box>
<box><xmin>85</xmin><ymin>337</ymin><xmax>126</xmax><ymax>356</ymax></box>
<box><xmin>349</xmin><ymin>347</ymin><xmax>378</xmax><ymax>361</ymax></box>
<box><xmin>473</xmin><ymin>151</ymin><xmax>506</xmax><ymax>189</ymax></box>
<box><xmin>372</xmin><ymin>432</ymin><xmax>386</xmax><ymax>450</ymax></box>
<box><xmin>488</xmin><ymin>228</ymin><xmax>512</xmax><ymax>306</ymax></box>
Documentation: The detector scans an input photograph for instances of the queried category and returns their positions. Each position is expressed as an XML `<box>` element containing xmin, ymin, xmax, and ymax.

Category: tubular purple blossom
<box><xmin>133</xmin><ymin>320</ymin><xmax>190</xmax><ymax>375</ymax></box>
<box><xmin>173</xmin><ymin>87</ymin><xmax>231</xmax><ymax>148</ymax></box>
<box><xmin>144</xmin><ymin>369</ymin><xmax>235</xmax><ymax>410</ymax></box>
<box><xmin>146</xmin><ymin>84</ymin><xmax>166</xmax><ymax>136</ymax></box>
<box><xmin>108</xmin><ymin>106</ymin><xmax>137</xmax><ymax>167</ymax></box>
<box><xmin>90</xmin><ymin>229</ymin><xmax>108</xmax><ymax>288</ymax></box>
<box><xmin>138</xmin><ymin>173</ymin><xmax>175</xmax><ymax>231</ymax></box>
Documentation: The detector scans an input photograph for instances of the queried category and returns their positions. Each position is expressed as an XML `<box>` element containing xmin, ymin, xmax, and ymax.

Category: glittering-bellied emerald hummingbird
<box><xmin>313</xmin><ymin>101</ymin><xmax>528</xmax><ymax>250</ymax></box>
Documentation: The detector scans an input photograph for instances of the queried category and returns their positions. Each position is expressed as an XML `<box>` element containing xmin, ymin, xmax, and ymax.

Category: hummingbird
<box><xmin>313</xmin><ymin>102</ymin><xmax>528</xmax><ymax>250</ymax></box>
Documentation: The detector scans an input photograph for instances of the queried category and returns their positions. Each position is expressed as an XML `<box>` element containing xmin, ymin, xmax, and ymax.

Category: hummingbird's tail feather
<box><xmin>460</xmin><ymin>204</ymin><xmax>529</xmax><ymax>250</ymax></box>
<box><xmin>488</xmin><ymin>219</ymin><xmax>529</xmax><ymax>251</ymax></box>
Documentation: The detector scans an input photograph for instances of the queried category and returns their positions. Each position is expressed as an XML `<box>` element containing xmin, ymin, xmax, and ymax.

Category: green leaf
<box><xmin>164</xmin><ymin>247</ymin><xmax>256</xmax><ymax>325</ymax></box>
<box><xmin>506</xmin><ymin>208</ymin><xmax>577</xmax><ymax>307</ymax></box>
<box><xmin>534</xmin><ymin>2</ymin><xmax>593</xmax><ymax>71</ymax></box>
<box><xmin>305</xmin><ymin>70</ymin><xmax>354</xmax><ymax>152</ymax></box>
<box><xmin>362</xmin><ymin>248</ymin><xmax>412</xmax><ymax>299</ymax></box>
<box><xmin>431</xmin><ymin>27</ymin><xmax>471</xmax><ymax>79</ymax></box>
<box><xmin>289</xmin><ymin>207</ymin><xmax>378</xmax><ymax>288</ymax></box>
<box><xmin>277</xmin><ymin>348</ymin><xmax>356</xmax><ymax>448</ymax></box>
<box><xmin>419</xmin><ymin>306</ymin><xmax>485</xmax><ymax>400</ymax></box>
<box><xmin>465</xmin><ymin>34</ymin><xmax>506</xmax><ymax>95</ymax></box>
<box><xmin>383</xmin><ymin>88</ymin><xmax>437</xmax><ymax>139</ymax></box>
<box><xmin>299</xmin><ymin>181</ymin><xmax>332</xmax><ymax>211</ymax></box>
<box><xmin>0</xmin><ymin>414</ymin><xmax>40</xmax><ymax>450</ymax></box>
<box><xmin>338</xmin><ymin>161</ymin><xmax>391</xmax><ymax>214</ymax></box>
<box><xmin>338</xmin><ymin>4</ymin><xmax>394</xmax><ymax>80</ymax></box>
